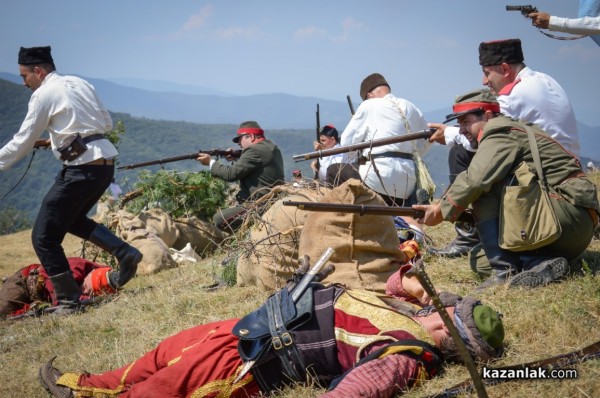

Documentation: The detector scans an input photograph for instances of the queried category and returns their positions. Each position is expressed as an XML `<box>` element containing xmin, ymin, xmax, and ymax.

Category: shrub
<box><xmin>124</xmin><ymin>170</ymin><xmax>228</xmax><ymax>219</ymax></box>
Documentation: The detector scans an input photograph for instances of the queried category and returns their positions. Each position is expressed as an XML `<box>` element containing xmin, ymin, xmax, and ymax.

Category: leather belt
<box><xmin>368</xmin><ymin>151</ymin><xmax>414</xmax><ymax>161</ymax></box>
<box><xmin>84</xmin><ymin>158</ymin><xmax>114</xmax><ymax>166</ymax></box>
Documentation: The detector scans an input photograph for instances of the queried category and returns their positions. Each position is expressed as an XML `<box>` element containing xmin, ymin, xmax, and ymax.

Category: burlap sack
<box><xmin>298</xmin><ymin>179</ymin><xmax>403</xmax><ymax>292</ymax></box>
<box><xmin>115</xmin><ymin>210</ymin><xmax>177</xmax><ymax>275</ymax></box>
<box><xmin>236</xmin><ymin>185</ymin><xmax>329</xmax><ymax>290</ymax></box>
<box><xmin>173</xmin><ymin>217</ymin><xmax>228</xmax><ymax>256</ymax></box>
<box><xmin>137</xmin><ymin>208</ymin><xmax>180</xmax><ymax>248</ymax></box>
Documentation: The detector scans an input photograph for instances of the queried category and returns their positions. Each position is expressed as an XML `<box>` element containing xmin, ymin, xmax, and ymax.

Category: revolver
<box><xmin>506</xmin><ymin>5</ymin><xmax>538</xmax><ymax>17</ymax></box>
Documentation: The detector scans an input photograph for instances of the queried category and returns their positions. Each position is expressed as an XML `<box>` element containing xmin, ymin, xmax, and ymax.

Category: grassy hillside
<box><xmin>1</xmin><ymin>173</ymin><xmax>599</xmax><ymax>397</ymax></box>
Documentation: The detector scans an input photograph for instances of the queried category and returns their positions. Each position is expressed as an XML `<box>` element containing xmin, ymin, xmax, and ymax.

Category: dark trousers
<box><xmin>448</xmin><ymin>145</ymin><xmax>476</xmax><ymax>184</ymax></box>
<box><xmin>32</xmin><ymin>164</ymin><xmax>114</xmax><ymax>276</ymax></box>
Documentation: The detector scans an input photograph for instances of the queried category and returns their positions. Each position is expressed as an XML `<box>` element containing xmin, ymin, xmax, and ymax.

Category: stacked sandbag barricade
<box><xmin>298</xmin><ymin>179</ymin><xmax>405</xmax><ymax>293</ymax></box>
<box><xmin>94</xmin><ymin>206</ymin><xmax>227</xmax><ymax>277</ymax></box>
<box><xmin>236</xmin><ymin>184</ymin><xmax>330</xmax><ymax>290</ymax></box>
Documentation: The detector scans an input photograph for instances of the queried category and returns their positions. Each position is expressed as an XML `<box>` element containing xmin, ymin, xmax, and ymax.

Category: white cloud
<box><xmin>214</xmin><ymin>26</ymin><xmax>262</xmax><ymax>40</ymax></box>
<box><xmin>293</xmin><ymin>17</ymin><xmax>367</xmax><ymax>43</ymax></box>
<box><xmin>331</xmin><ymin>17</ymin><xmax>368</xmax><ymax>43</ymax></box>
<box><xmin>170</xmin><ymin>4</ymin><xmax>215</xmax><ymax>38</ymax></box>
<box><xmin>293</xmin><ymin>26</ymin><xmax>327</xmax><ymax>41</ymax></box>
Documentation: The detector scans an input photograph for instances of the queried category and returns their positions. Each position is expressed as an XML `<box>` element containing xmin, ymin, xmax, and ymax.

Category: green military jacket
<box><xmin>211</xmin><ymin>139</ymin><xmax>284</xmax><ymax>203</ymax></box>
<box><xmin>440</xmin><ymin>116</ymin><xmax>600</xmax><ymax>221</ymax></box>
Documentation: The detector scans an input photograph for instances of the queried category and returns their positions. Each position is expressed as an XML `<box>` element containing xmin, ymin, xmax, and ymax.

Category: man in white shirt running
<box><xmin>0</xmin><ymin>46</ymin><xmax>142</xmax><ymax>314</ymax></box>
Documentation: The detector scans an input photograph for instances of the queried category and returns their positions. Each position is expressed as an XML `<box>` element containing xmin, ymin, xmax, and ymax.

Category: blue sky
<box><xmin>1</xmin><ymin>1</ymin><xmax>599</xmax><ymax>125</ymax></box>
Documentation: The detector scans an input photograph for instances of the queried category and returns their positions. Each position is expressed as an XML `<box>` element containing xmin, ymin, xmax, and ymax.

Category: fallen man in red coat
<box><xmin>39</xmin><ymin>258</ymin><xmax>504</xmax><ymax>397</ymax></box>
<box><xmin>1</xmin><ymin>257</ymin><xmax>117</xmax><ymax>319</ymax></box>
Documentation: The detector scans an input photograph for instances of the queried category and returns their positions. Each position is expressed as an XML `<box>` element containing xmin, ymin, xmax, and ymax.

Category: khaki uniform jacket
<box><xmin>440</xmin><ymin>116</ymin><xmax>599</xmax><ymax>222</ymax></box>
<box><xmin>211</xmin><ymin>139</ymin><xmax>284</xmax><ymax>203</ymax></box>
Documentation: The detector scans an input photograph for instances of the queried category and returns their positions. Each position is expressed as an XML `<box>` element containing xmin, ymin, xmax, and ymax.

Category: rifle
<box><xmin>346</xmin><ymin>95</ymin><xmax>355</xmax><ymax>116</ymax></box>
<box><xmin>117</xmin><ymin>149</ymin><xmax>242</xmax><ymax>170</ymax></box>
<box><xmin>505</xmin><ymin>5</ymin><xmax>538</xmax><ymax>17</ymax></box>
<box><xmin>314</xmin><ymin>103</ymin><xmax>321</xmax><ymax>180</ymax></box>
<box><xmin>413</xmin><ymin>260</ymin><xmax>489</xmax><ymax>398</ymax></box>
<box><xmin>428</xmin><ymin>339</ymin><xmax>600</xmax><ymax>398</ymax></box>
<box><xmin>282</xmin><ymin>200</ymin><xmax>475</xmax><ymax>224</ymax></box>
<box><xmin>293</xmin><ymin>128</ymin><xmax>435</xmax><ymax>162</ymax></box>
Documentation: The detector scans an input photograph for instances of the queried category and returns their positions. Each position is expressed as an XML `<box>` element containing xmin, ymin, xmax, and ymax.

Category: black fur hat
<box><xmin>478</xmin><ymin>39</ymin><xmax>524</xmax><ymax>66</ymax></box>
<box><xmin>18</xmin><ymin>46</ymin><xmax>54</xmax><ymax>65</ymax></box>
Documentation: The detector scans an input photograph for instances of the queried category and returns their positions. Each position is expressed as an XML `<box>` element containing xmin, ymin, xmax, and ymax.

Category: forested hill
<box><xmin>1</xmin><ymin>78</ymin><xmax>386</xmax><ymax>222</ymax></box>
<box><xmin>1</xmin><ymin>77</ymin><xmax>596</xmax><ymax>224</ymax></box>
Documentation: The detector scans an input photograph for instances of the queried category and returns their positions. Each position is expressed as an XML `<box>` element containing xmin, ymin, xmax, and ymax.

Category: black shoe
<box><xmin>509</xmin><ymin>258</ymin><xmax>568</xmax><ymax>288</ymax></box>
<box><xmin>39</xmin><ymin>357</ymin><xmax>74</xmax><ymax>398</ymax></box>
<box><xmin>427</xmin><ymin>240</ymin><xmax>473</xmax><ymax>258</ymax></box>
<box><xmin>427</xmin><ymin>222</ymin><xmax>479</xmax><ymax>258</ymax></box>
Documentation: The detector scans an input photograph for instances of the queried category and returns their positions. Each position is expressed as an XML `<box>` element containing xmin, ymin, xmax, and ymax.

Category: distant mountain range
<box><xmin>1</xmin><ymin>74</ymin><xmax>598</xmax><ymax>222</ymax></box>
<box><xmin>2</xmin><ymin>71</ymin><xmax>597</xmax><ymax>159</ymax></box>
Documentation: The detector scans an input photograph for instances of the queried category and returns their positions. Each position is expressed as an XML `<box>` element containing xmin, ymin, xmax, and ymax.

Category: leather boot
<box><xmin>39</xmin><ymin>356</ymin><xmax>74</xmax><ymax>398</ymax></box>
<box><xmin>427</xmin><ymin>221</ymin><xmax>479</xmax><ymax>258</ymax></box>
<box><xmin>88</xmin><ymin>224</ymin><xmax>142</xmax><ymax>288</ymax></box>
<box><xmin>508</xmin><ymin>257</ymin><xmax>568</xmax><ymax>288</ymax></box>
<box><xmin>474</xmin><ymin>218</ymin><xmax>519</xmax><ymax>291</ymax></box>
<box><xmin>49</xmin><ymin>272</ymin><xmax>82</xmax><ymax>316</ymax></box>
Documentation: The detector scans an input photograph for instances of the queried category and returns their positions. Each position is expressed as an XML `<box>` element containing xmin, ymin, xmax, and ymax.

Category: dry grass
<box><xmin>1</xmin><ymin>174</ymin><xmax>599</xmax><ymax>398</ymax></box>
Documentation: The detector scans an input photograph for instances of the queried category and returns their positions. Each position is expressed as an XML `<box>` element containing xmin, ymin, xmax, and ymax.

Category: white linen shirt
<box><xmin>317</xmin><ymin>144</ymin><xmax>344</xmax><ymax>183</ymax></box>
<box><xmin>0</xmin><ymin>72</ymin><xmax>117</xmax><ymax>170</ymax></box>
<box><xmin>549</xmin><ymin>15</ymin><xmax>600</xmax><ymax>34</ymax></box>
<box><xmin>444</xmin><ymin>67</ymin><xmax>580</xmax><ymax>158</ymax></box>
<box><xmin>340</xmin><ymin>93</ymin><xmax>430</xmax><ymax>199</ymax></box>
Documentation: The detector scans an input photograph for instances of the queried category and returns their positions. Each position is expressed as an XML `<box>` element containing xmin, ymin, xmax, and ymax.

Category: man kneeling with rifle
<box><xmin>196</xmin><ymin>121</ymin><xmax>285</xmax><ymax>233</ymax></box>
<box><xmin>40</xmin><ymin>248</ymin><xmax>504</xmax><ymax>398</ymax></box>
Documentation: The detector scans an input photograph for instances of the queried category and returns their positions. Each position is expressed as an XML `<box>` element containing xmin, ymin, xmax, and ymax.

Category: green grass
<box><xmin>1</xmin><ymin>174</ymin><xmax>599</xmax><ymax>398</ymax></box>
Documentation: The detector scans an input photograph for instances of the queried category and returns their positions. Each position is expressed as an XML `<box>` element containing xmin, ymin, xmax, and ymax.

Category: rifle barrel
<box><xmin>118</xmin><ymin>153</ymin><xmax>199</xmax><ymax>170</ymax></box>
<box><xmin>293</xmin><ymin>128</ymin><xmax>434</xmax><ymax>162</ymax></box>
<box><xmin>346</xmin><ymin>95</ymin><xmax>355</xmax><ymax>115</ymax></box>
<box><xmin>282</xmin><ymin>200</ymin><xmax>425</xmax><ymax>218</ymax></box>
<box><xmin>117</xmin><ymin>149</ymin><xmax>241</xmax><ymax>170</ymax></box>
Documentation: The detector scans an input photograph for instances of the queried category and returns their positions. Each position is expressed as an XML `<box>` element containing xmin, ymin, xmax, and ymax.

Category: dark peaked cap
<box><xmin>360</xmin><ymin>73</ymin><xmax>390</xmax><ymax>100</ymax></box>
<box><xmin>18</xmin><ymin>46</ymin><xmax>54</xmax><ymax>65</ymax></box>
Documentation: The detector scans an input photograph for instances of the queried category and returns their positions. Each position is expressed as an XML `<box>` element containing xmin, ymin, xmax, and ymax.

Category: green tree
<box><xmin>0</xmin><ymin>207</ymin><xmax>32</xmax><ymax>235</ymax></box>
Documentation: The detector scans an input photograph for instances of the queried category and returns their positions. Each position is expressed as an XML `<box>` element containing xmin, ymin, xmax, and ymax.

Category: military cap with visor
<box><xmin>233</xmin><ymin>121</ymin><xmax>264</xmax><ymax>143</ymax></box>
<box><xmin>443</xmin><ymin>89</ymin><xmax>500</xmax><ymax>124</ymax></box>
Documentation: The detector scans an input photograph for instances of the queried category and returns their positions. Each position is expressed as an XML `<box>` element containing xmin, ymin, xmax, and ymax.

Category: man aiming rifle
<box><xmin>196</xmin><ymin>121</ymin><xmax>285</xmax><ymax>233</ymax></box>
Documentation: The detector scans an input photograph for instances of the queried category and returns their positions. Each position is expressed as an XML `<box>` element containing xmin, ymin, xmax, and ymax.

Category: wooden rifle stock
<box><xmin>283</xmin><ymin>200</ymin><xmax>474</xmax><ymax>223</ymax></box>
<box><xmin>293</xmin><ymin>128</ymin><xmax>434</xmax><ymax>162</ymax></box>
<box><xmin>118</xmin><ymin>149</ymin><xmax>241</xmax><ymax>170</ymax></box>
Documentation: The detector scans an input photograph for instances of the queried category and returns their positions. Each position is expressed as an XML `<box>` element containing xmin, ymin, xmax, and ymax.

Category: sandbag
<box><xmin>173</xmin><ymin>217</ymin><xmax>228</xmax><ymax>256</ymax></box>
<box><xmin>298</xmin><ymin>179</ymin><xmax>403</xmax><ymax>292</ymax></box>
<box><xmin>137</xmin><ymin>208</ymin><xmax>180</xmax><ymax>248</ymax></box>
<box><xmin>236</xmin><ymin>185</ymin><xmax>329</xmax><ymax>290</ymax></box>
<box><xmin>114</xmin><ymin>210</ymin><xmax>177</xmax><ymax>275</ymax></box>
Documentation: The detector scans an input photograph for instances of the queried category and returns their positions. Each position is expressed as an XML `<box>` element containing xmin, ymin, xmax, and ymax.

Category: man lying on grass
<box><xmin>40</xmin><ymin>257</ymin><xmax>504</xmax><ymax>398</ymax></box>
